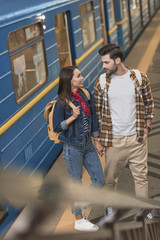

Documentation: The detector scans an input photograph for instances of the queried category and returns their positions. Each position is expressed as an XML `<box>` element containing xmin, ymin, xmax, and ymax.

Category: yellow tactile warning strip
<box><xmin>137</xmin><ymin>25</ymin><xmax>160</xmax><ymax>72</ymax></box>
<box><xmin>54</xmin><ymin>155</ymin><xmax>105</xmax><ymax>233</ymax></box>
<box><xmin>54</xmin><ymin>206</ymin><xmax>75</xmax><ymax>233</ymax></box>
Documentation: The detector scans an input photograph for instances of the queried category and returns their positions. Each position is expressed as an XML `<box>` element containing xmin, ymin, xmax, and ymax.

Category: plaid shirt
<box><xmin>94</xmin><ymin>68</ymin><xmax>154</xmax><ymax>146</ymax></box>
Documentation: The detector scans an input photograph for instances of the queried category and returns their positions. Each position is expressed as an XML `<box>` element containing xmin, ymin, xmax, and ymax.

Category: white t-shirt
<box><xmin>108</xmin><ymin>70</ymin><xmax>136</xmax><ymax>136</ymax></box>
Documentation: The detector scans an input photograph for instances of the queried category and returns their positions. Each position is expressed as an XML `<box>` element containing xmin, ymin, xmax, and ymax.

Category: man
<box><xmin>94</xmin><ymin>44</ymin><xmax>154</xmax><ymax>199</ymax></box>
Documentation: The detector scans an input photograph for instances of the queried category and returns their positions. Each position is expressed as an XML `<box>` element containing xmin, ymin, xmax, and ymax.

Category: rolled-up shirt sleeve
<box><xmin>60</xmin><ymin>120</ymin><xmax>69</xmax><ymax>130</ymax></box>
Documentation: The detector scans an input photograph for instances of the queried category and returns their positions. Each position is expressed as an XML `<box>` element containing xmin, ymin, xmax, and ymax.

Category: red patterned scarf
<box><xmin>71</xmin><ymin>90</ymin><xmax>89</xmax><ymax>116</ymax></box>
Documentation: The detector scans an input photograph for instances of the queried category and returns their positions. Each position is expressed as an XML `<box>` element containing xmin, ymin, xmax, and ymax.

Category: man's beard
<box><xmin>109</xmin><ymin>64</ymin><xmax>118</xmax><ymax>75</ymax></box>
<box><xmin>107</xmin><ymin>64</ymin><xmax>118</xmax><ymax>75</ymax></box>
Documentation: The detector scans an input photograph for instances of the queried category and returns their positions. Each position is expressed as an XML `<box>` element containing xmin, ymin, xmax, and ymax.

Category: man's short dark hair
<box><xmin>98</xmin><ymin>44</ymin><xmax>124</xmax><ymax>62</ymax></box>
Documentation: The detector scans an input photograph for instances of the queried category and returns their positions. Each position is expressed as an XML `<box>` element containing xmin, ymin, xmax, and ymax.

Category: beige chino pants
<box><xmin>105</xmin><ymin>134</ymin><xmax>148</xmax><ymax>198</ymax></box>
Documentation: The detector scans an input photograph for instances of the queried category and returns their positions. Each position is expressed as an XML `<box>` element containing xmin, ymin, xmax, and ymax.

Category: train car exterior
<box><xmin>0</xmin><ymin>0</ymin><xmax>159</xmax><ymax>236</ymax></box>
<box><xmin>114</xmin><ymin>0</ymin><xmax>160</xmax><ymax>56</ymax></box>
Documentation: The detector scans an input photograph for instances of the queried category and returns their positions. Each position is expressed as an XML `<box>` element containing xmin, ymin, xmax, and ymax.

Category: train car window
<box><xmin>9</xmin><ymin>22</ymin><xmax>42</xmax><ymax>53</ymax></box>
<box><xmin>120</xmin><ymin>0</ymin><xmax>132</xmax><ymax>41</ymax></box>
<box><xmin>55</xmin><ymin>12</ymin><xmax>73</xmax><ymax>68</ymax></box>
<box><xmin>79</xmin><ymin>1</ymin><xmax>96</xmax><ymax>49</ymax></box>
<box><xmin>120</xmin><ymin>0</ymin><xmax>128</xmax><ymax>19</ymax></box>
<box><xmin>99</xmin><ymin>0</ymin><xmax>108</xmax><ymax>45</ymax></box>
<box><xmin>8</xmin><ymin>22</ymin><xmax>47</xmax><ymax>105</ymax></box>
<box><xmin>110</xmin><ymin>0</ymin><xmax>116</xmax><ymax>25</ymax></box>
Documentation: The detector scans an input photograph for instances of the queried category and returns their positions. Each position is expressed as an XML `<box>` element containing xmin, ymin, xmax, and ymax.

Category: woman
<box><xmin>53</xmin><ymin>66</ymin><xmax>105</xmax><ymax>232</ymax></box>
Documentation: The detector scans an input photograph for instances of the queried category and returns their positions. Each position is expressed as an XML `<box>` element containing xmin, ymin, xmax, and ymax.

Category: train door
<box><xmin>139</xmin><ymin>0</ymin><xmax>150</xmax><ymax>26</ymax></box>
<box><xmin>79</xmin><ymin>1</ymin><xmax>96</xmax><ymax>50</ymax></box>
<box><xmin>98</xmin><ymin>0</ymin><xmax>108</xmax><ymax>45</ymax></box>
<box><xmin>55</xmin><ymin>12</ymin><xmax>73</xmax><ymax>68</ymax></box>
<box><xmin>120</xmin><ymin>0</ymin><xmax>132</xmax><ymax>44</ymax></box>
<box><xmin>130</xmin><ymin>0</ymin><xmax>142</xmax><ymax>40</ymax></box>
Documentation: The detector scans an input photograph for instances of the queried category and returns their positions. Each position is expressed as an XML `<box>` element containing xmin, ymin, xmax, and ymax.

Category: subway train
<box><xmin>0</xmin><ymin>0</ymin><xmax>159</xmax><ymax>234</ymax></box>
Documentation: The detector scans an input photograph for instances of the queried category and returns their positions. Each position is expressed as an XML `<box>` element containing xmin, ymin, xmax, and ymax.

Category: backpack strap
<box><xmin>57</xmin><ymin>98</ymin><xmax>76</xmax><ymax>109</ymax></box>
<box><xmin>45</xmin><ymin>90</ymin><xmax>89</xmax><ymax>121</ymax></box>
<box><xmin>44</xmin><ymin>99</ymin><xmax>76</xmax><ymax>121</ymax></box>
<box><xmin>44</xmin><ymin>100</ymin><xmax>56</xmax><ymax>120</ymax></box>
<box><xmin>80</xmin><ymin>88</ymin><xmax>90</xmax><ymax>100</ymax></box>
<box><xmin>132</xmin><ymin>69</ymin><xmax>142</xmax><ymax>86</ymax></box>
<box><xmin>99</xmin><ymin>73</ymin><xmax>106</xmax><ymax>91</ymax></box>
<box><xmin>66</xmin><ymin>99</ymin><xmax>76</xmax><ymax>109</ymax></box>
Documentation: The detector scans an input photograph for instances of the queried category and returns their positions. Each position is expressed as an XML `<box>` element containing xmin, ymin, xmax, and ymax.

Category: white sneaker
<box><xmin>74</xmin><ymin>218</ymin><xmax>99</xmax><ymax>232</ymax></box>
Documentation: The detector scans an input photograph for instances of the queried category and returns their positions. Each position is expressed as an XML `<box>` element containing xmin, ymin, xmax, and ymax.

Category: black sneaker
<box><xmin>98</xmin><ymin>207</ymin><xmax>118</xmax><ymax>227</ymax></box>
<box><xmin>134</xmin><ymin>208</ymin><xmax>152</xmax><ymax>221</ymax></box>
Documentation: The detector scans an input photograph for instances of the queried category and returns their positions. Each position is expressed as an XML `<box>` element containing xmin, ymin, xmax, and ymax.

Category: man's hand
<box><xmin>94</xmin><ymin>139</ymin><xmax>106</xmax><ymax>157</ymax></box>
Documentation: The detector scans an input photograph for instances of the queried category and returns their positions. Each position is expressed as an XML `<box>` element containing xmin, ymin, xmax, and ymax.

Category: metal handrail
<box><xmin>9</xmin><ymin>218</ymin><xmax>160</xmax><ymax>240</ymax></box>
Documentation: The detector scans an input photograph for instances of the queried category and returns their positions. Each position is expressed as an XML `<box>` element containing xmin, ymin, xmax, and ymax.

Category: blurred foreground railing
<box><xmin>1</xmin><ymin>172</ymin><xmax>160</xmax><ymax>240</ymax></box>
<box><xmin>12</xmin><ymin>218</ymin><xmax>160</xmax><ymax>240</ymax></box>
<box><xmin>114</xmin><ymin>218</ymin><xmax>160</xmax><ymax>240</ymax></box>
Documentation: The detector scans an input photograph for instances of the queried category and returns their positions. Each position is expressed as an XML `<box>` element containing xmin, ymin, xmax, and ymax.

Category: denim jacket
<box><xmin>53</xmin><ymin>88</ymin><xmax>99</xmax><ymax>146</ymax></box>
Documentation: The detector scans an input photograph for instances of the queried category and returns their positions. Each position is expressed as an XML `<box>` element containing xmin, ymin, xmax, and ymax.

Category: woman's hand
<box><xmin>66</xmin><ymin>106</ymin><xmax>80</xmax><ymax>126</ymax></box>
<box><xmin>72</xmin><ymin>106</ymin><xmax>80</xmax><ymax>120</ymax></box>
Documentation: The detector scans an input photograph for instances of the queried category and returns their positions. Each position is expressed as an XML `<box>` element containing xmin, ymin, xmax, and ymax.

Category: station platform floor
<box><xmin>3</xmin><ymin>9</ymin><xmax>160</xmax><ymax>240</ymax></box>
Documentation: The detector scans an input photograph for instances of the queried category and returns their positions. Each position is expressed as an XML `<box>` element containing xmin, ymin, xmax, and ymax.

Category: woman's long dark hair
<box><xmin>58</xmin><ymin>66</ymin><xmax>77</xmax><ymax>101</ymax></box>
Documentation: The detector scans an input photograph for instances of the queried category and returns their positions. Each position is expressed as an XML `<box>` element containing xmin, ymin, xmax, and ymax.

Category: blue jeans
<box><xmin>63</xmin><ymin>138</ymin><xmax>105</xmax><ymax>215</ymax></box>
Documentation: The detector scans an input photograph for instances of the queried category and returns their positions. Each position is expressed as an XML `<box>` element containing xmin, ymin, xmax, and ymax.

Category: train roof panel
<box><xmin>0</xmin><ymin>0</ymin><xmax>75</xmax><ymax>26</ymax></box>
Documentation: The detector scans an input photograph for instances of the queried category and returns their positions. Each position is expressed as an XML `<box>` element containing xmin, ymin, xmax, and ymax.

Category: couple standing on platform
<box><xmin>52</xmin><ymin>44</ymin><xmax>154</xmax><ymax>231</ymax></box>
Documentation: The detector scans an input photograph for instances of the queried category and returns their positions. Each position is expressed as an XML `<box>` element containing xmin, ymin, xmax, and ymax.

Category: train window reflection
<box><xmin>10</xmin><ymin>41</ymin><xmax>47</xmax><ymax>105</ymax></box>
<box><xmin>9</xmin><ymin>23</ymin><xmax>47</xmax><ymax>105</ymax></box>
<box><xmin>80</xmin><ymin>1</ymin><xmax>96</xmax><ymax>49</ymax></box>
<box><xmin>99</xmin><ymin>0</ymin><xmax>108</xmax><ymax>45</ymax></box>
<box><xmin>130</xmin><ymin>0</ymin><xmax>139</xmax><ymax>10</ymax></box>
<box><xmin>120</xmin><ymin>0</ymin><xmax>128</xmax><ymax>19</ymax></box>
<box><xmin>55</xmin><ymin>12</ymin><xmax>72</xmax><ymax>68</ymax></box>
<box><xmin>9</xmin><ymin>22</ymin><xmax>42</xmax><ymax>53</ymax></box>
<box><xmin>111</xmin><ymin>0</ymin><xmax>116</xmax><ymax>25</ymax></box>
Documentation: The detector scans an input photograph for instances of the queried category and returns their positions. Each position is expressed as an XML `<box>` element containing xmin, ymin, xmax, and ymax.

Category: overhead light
<box><xmin>37</xmin><ymin>14</ymin><xmax>46</xmax><ymax>30</ymax></box>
